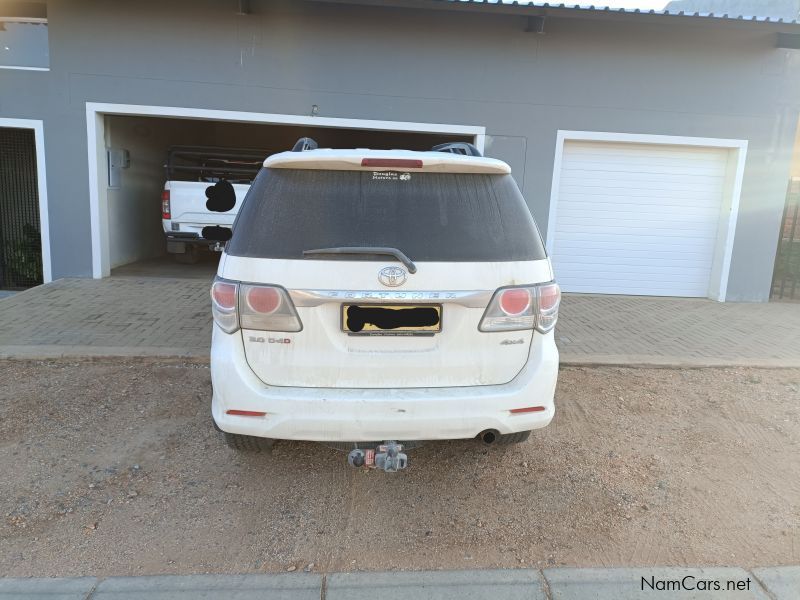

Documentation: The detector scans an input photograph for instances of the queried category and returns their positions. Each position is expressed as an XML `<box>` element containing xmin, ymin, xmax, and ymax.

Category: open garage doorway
<box><xmin>86</xmin><ymin>104</ymin><xmax>484</xmax><ymax>280</ymax></box>
<box><xmin>0</xmin><ymin>119</ymin><xmax>50</xmax><ymax>292</ymax></box>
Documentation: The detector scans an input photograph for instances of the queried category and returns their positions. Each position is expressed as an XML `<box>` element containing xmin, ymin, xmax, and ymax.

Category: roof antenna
<box><xmin>292</xmin><ymin>138</ymin><xmax>319</xmax><ymax>152</ymax></box>
<box><xmin>431</xmin><ymin>142</ymin><xmax>482</xmax><ymax>157</ymax></box>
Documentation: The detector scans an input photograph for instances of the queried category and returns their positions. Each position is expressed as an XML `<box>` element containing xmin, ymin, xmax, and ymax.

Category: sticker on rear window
<box><xmin>372</xmin><ymin>171</ymin><xmax>411</xmax><ymax>181</ymax></box>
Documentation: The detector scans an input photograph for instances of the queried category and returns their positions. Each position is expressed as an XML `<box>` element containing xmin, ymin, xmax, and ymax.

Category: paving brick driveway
<box><xmin>0</xmin><ymin>278</ymin><xmax>211</xmax><ymax>359</ymax></box>
<box><xmin>557</xmin><ymin>293</ymin><xmax>800</xmax><ymax>366</ymax></box>
<box><xmin>0</xmin><ymin>277</ymin><xmax>798</xmax><ymax>366</ymax></box>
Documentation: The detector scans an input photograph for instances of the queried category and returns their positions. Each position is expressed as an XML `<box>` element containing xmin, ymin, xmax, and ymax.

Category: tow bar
<box><xmin>347</xmin><ymin>441</ymin><xmax>408</xmax><ymax>473</ymax></box>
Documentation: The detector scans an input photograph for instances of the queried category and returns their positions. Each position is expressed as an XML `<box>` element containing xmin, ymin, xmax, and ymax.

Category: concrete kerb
<box><xmin>1</xmin><ymin>568</ymin><xmax>797</xmax><ymax>599</ymax></box>
<box><xmin>326</xmin><ymin>569</ymin><xmax>545</xmax><ymax>600</ymax></box>
<box><xmin>0</xmin><ymin>576</ymin><xmax>99</xmax><ymax>599</ymax></box>
<box><xmin>751</xmin><ymin>566</ymin><xmax>800</xmax><ymax>600</ymax></box>
<box><xmin>90</xmin><ymin>573</ymin><xmax>322</xmax><ymax>600</ymax></box>
<box><xmin>542</xmin><ymin>567</ymin><xmax>773</xmax><ymax>599</ymax></box>
<box><xmin>0</xmin><ymin>346</ymin><xmax>209</xmax><ymax>362</ymax></box>
<box><xmin>558</xmin><ymin>355</ymin><xmax>800</xmax><ymax>369</ymax></box>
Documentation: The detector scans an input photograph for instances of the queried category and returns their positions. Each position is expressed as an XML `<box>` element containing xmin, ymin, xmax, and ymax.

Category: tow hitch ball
<box><xmin>348</xmin><ymin>441</ymin><xmax>408</xmax><ymax>472</ymax></box>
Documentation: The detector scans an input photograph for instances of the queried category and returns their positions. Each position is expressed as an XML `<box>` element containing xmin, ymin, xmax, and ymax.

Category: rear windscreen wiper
<box><xmin>302</xmin><ymin>246</ymin><xmax>417</xmax><ymax>274</ymax></box>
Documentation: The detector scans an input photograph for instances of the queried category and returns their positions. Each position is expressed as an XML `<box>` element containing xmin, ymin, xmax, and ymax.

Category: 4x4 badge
<box><xmin>378</xmin><ymin>266</ymin><xmax>407</xmax><ymax>287</ymax></box>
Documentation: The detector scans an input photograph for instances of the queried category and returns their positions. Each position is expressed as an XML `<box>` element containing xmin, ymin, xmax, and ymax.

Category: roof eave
<box><xmin>307</xmin><ymin>0</ymin><xmax>800</xmax><ymax>32</ymax></box>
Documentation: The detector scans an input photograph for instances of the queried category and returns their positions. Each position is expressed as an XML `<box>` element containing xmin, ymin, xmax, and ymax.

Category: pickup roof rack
<box><xmin>165</xmin><ymin>146</ymin><xmax>268</xmax><ymax>183</ymax></box>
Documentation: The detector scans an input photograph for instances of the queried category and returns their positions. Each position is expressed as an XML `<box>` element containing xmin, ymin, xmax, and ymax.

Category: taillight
<box><xmin>239</xmin><ymin>284</ymin><xmax>302</xmax><ymax>332</ymax></box>
<box><xmin>211</xmin><ymin>279</ymin><xmax>238</xmax><ymax>333</ymax></box>
<box><xmin>535</xmin><ymin>282</ymin><xmax>561</xmax><ymax>333</ymax></box>
<box><xmin>244</xmin><ymin>286</ymin><xmax>281</xmax><ymax>315</ymax></box>
<box><xmin>210</xmin><ymin>278</ymin><xmax>304</xmax><ymax>334</ymax></box>
<box><xmin>161</xmin><ymin>189</ymin><xmax>171</xmax><ymax>219</ymax></box>
<box><xmin>478</xmin><ymin>282</ymin><xmax>561</xmax><ymax>333</ymax></box>
<box><xmin>498</xmin><ymin>288</ymin><xmax>531</xmax><ymax>316</ymax></box>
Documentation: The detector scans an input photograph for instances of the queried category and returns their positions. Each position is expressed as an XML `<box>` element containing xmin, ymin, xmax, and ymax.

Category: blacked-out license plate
<box><xmin>341</xmin><ymin>304</ymin><xmax>442</xmax><ymax>336</ymax></box>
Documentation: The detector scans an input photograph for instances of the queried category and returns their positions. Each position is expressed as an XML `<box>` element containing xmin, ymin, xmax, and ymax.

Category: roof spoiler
<box><xmin>431</xmin><ymin>142</ymin><xmax>482</xmax><ymax>157</ymax></box>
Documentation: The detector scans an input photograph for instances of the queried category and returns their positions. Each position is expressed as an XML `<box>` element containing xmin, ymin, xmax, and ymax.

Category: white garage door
<box><xmin>550</xmin><ymin>141</ymin><xmax>729</xmax><ymax>297</ymax></box>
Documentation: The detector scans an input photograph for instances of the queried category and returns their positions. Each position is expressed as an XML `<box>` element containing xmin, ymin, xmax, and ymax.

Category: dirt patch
<box><xmin>1</xmin><ymin>359</ymin><xmax>798</xmax><ymax>576</ymax></box>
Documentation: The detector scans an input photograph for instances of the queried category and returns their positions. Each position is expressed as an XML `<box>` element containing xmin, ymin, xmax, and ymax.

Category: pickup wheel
<box><xmin>495</xmin><ymin>430</ymin><xmax>531</xmax><ymax>445</ymax></box>
<box><xmin>174</xmin><ymin>245</ymin><xmax>199</xmax><ymax>264</ymax></box>
<box><xmin>223</xmin><ymin>432</ymin><xmax>274</xmax><ymax>452</ymax></box>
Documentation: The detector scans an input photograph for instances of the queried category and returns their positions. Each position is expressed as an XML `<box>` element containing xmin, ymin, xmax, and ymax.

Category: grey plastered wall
<box><xmin>0</xmin><ymin>0</ymin><xmax>798</xmax><ymax>300</ymax></box>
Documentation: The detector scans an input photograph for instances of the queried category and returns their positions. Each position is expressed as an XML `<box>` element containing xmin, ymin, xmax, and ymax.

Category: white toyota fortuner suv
<box><xmin>210</xmin><ymin>141</ymin><xmax>560</xmax><ymax>471</ymax></box>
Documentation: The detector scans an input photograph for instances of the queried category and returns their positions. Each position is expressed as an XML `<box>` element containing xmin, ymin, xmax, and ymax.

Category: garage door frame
<box><xmin>0</xmin><ymin>117</ymin><xmax>51</xmax><ymax>284</ymax></box>
<box><xmin>546</xmin><ymin>130</ymin><xmax>748</xmax><ymax>301</ymax></box>
<box><xmin>86</xmin><ymin>102</ymin><xmax>486</xmax><ymax>279</ymax></box>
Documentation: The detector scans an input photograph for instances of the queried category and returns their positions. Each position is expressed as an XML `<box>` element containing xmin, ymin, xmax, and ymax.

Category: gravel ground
<box><xmin>1</xmin><ymin>359</ymin><xmax>798</xmax><ymax>576</ymax></box>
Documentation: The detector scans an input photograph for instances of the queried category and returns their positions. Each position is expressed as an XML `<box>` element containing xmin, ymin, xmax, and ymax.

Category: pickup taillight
<box><xmin>161</xmin><ymin>189</ymin><xmax>171</xmax><ymax>219</ymax></box>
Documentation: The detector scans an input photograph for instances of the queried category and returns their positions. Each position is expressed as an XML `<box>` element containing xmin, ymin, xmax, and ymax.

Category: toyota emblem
<box><xmin>378</xmin><ymin>266</ymin><xmax>407</xmax><ymax>287</ymax></box>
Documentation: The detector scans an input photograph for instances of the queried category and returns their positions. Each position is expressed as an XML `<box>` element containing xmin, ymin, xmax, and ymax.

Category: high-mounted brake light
<box><xmin>478</xmin><ymin>282</ymin><xmax>561</xmax><ymax>333</ymax></box>
<box><xmin>161</xmin><ymin>189</ymin><xmax>171</xmax><ymax>219</ymax></box>
<box><xmin>361</xmin><ymin>158</ymin><xmax>423</xmax><ymax>168</ymax></box>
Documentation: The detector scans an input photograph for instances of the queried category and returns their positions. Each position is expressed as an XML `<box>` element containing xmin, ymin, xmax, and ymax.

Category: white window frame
<box><xmin>0</xmin><ymin>117</ymin><xmax>52</xmax><ymax>283</ymax></box>
<box><xmin>85</xmin><ymin>102</ymin><xmax>486</xmax><ymax>278</ymax></box>
<box><xmin>0</xmin><ymin>17</ymin><xmax>49</xmax><ymax>72</ymax></box>
<box><xmin>546</xmin><ymin>130</ymin><xmax>748</xmax><ymax>302</ymax></box>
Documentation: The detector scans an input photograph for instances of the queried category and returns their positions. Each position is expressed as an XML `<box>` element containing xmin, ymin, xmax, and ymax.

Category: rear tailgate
<box><xmin>222</xmin><ymin>159</ymin><xmax>552</xmax><ymax>389</ymax></box>
<box><xmin>223</xmin><ymin>257</ymin><xmax>553</xmax><ymax>388</ymax></box>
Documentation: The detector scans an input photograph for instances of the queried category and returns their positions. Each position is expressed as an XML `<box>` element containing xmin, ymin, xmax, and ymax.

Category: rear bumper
<box><xmin>162</xmin><ymin>220</ymin><xmax>231</xmax><ymax>242</ymax></box>
<box><xmin>165</xmin><ymin>232</ymin><xmax>202</xmax><ymax>242</ymax></box>
<box><xmin>210</xmin><ymin>325</ymin><xmax>559</xmax><ymax>442</ymax></box>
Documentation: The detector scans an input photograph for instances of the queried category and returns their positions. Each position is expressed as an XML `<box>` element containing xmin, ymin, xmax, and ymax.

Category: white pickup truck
<box><xmin>161</xmin><ymin>146</ymin><xmax>266</xmax><ymax>263</ymax></box>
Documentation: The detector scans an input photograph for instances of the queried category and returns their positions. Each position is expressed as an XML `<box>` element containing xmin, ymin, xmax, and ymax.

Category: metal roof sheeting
<box><xmin>435</xmin><ymin>0</ymin><xmax>800</xmax><ymax>24</ymax></box>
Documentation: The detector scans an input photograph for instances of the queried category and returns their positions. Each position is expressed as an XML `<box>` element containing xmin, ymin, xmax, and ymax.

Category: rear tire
<box><xmin>223</xmin><ymin>432</ymin><xmax>274</xmax><ymax>452</ymax></box>
<box><xmin>495</xmin><ymin>430</ymin><xmax>531</xmax><ymax>445</ymax></box>
<box><xmin>174</xmin><ymin>246</ymin><xmax>199</xmax><ymax>264</ymax></box>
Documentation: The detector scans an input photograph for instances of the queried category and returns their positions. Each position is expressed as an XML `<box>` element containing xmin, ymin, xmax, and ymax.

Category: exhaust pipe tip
<box><xmin>479</xmin><ymin>429</ymin><xmax>499</xmax><ymax>445</ymax></box>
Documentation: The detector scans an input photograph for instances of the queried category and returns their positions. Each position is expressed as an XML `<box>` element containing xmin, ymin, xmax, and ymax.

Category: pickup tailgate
<box><xmin>165</xmin><ymin>181</ymin><xmax>250</xmax><ymax>228</ymax></box>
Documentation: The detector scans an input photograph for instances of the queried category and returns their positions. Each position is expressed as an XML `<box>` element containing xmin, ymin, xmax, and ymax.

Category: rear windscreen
<box><xmin>227</xmin><ymin>168</ymin><xmax>547</xmax><ymax>262</ymax></box>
